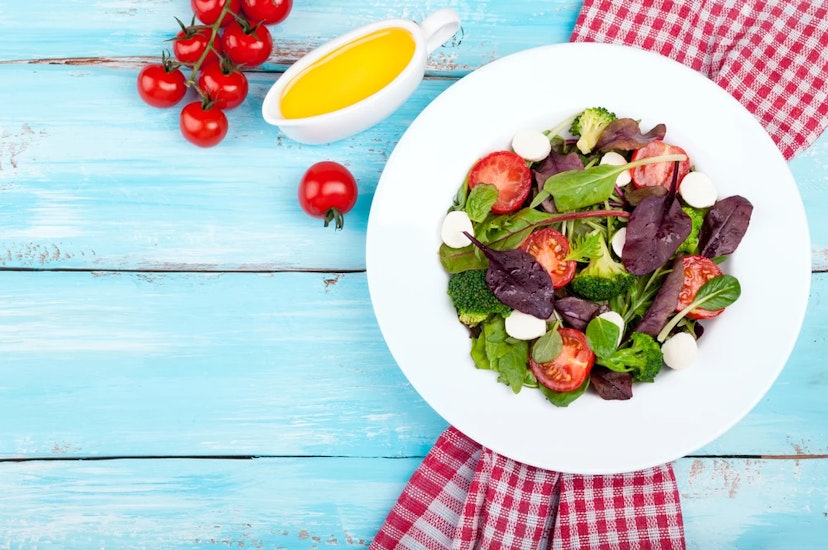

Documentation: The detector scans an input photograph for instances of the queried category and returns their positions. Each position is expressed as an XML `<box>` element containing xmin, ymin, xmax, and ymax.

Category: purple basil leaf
<box><xmin>464</xmin><ymin>232</ymin><xmax>555</xmax><ymax>319</ymax></box>
<box><xmin>595</xmin><ymin>119</ymin><xmax>667</xmax><ymax>151</ymax></box>
<box><xmin>554</xmin><ymin>296</ymin><xmax>609</xmax><ymax>331</ymax></box>
<box><xmin>590</xmin><ymin>366</ymin><xmax>633</xmax><ymax>400</ymax></box>
<box><xmin>634</xmin><ymin>256</ymin><xmax>686</xmax><ymax>336</ymax></box>
<box><xmin>622</xmin><ymin>163</ymin><xmax>692</xmax><ymax>275</ymax></box>
<box><xmin>698</xmin><ymin>195</ymin><xmax>754</xmax><ymax>258</ymax></box>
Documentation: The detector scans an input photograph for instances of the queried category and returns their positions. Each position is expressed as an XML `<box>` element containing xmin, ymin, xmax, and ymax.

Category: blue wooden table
<box><xmin>1</xmin><ymin>1</ymin><xmax>826</xmax><ymax>548</ymax></box>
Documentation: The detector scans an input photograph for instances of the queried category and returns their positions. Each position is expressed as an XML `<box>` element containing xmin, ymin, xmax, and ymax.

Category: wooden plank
<box><xmin>1</xmin><ymin>63</ymin><xmax>827</xmax><ymax>272</ymax></box>
<box><xmin>0</xmin><ymin>269</ymin><xmax>824</xmax><ymax>459</ymax></box>
<box><xmin>0</xmin><ymin>456</ymin><xmax>824</xmax><ymax>548</ymax></box>
<box><xmin>0</xmin><ymin>0</ymin><xmax>581</xmax><ymax>72</ymax></box>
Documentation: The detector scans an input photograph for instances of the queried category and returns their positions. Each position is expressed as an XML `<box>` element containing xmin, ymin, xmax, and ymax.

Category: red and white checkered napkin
<box><xmin>371</xmin><ymin>2</ymin><xmax>828</xmax><ymax>548</ymax></box>
<box><xmin>371</xmin><ymin>427</ymin><xmax>684</xmax><ymax>549</ymax></box>
<box><xmin>570</xmin><ymin>0</ymin><xmax>828</xmax><ymax>160</ymax></box>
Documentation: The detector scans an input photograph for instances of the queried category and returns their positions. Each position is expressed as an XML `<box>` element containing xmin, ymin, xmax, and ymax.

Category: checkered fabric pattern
<box><xmin>570</xmin><ymin>0</ymin><xmax>828</xmax><ymax>160</ymax></box>
<box><xmin>371</xmin><ymin>428</ymin><xmax>684</xmax><ymax>549</ymax></box>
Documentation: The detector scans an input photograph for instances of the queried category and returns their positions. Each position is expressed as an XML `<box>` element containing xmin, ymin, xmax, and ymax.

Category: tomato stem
<box><xmin>323</xmin><ymin>208</ymin><xmax>345</xmax><ymax>230</ymax></box>
<box><xmin>184</xmin><ymin>1</ymin><xmax>236</xmax><ymax>88</ymax></box>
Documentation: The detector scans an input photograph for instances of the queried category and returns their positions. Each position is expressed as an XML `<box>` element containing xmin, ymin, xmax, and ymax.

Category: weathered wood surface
<box><xmin>0</xmin><ymin>0</ymin><xmax>825</xmax><ymax>548</ymax></box>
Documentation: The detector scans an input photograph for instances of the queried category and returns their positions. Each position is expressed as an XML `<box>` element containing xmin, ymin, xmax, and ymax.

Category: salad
<box><xmin>438</xmin><ymin>107</ymin><xmax>753</xmax><ymax>407</ymax></box>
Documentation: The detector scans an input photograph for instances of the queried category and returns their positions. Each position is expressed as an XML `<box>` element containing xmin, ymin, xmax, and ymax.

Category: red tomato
<box><xmin>467</xmin><ymin>151</ymin><xmax>532</xmax><ymax>214</ymax></box>
<box><xmin>298</xmin><ymin>161</ymin><xmax>358</xmax><ymax>230</ymax></box>
<box><xmin>197</xmin><ymin>62</ymin><xmax>249</xmax><ymax>109</ymax></box>
<box><xmin>221</xmin><ymin>20</ymin><xmax>273</xmax><ymax>67</ymax></box>
<box><xmin>173</xmin><ymin>27</ymin><xmax>222</xmax><ymax>65</ymax></box>
<box><xmin>529</xmin><ymin>327</ymin><xmax>595</xmax><ymax>392</ymax></box>
<box><xmin>137</xmin><ymin>63</ymin><xmax>187</xmax><ymax>108</ymax></box>
<box><xmin>630</xmin><ymin>140</ymin><xmax>691</xmax><ymax>190</ymax></box>
<box><xmin>191</xmin><ymin>0</ymin><xmax>241</xmax><ymax>26</ymax></box>
<box><xmin>676</xmin><ymin>255</ymin><xmax>725</xmax><ymax>320</ymax></box>
<box><xmin>240</xmin><ymin>0</ymin><xmax>292</xmax><ymax>24</ymax></box>
<box><xmin>519</xmin><ymin>228</ymin><xmax>576</xmax><ymax>288</ymax></box>
<box><xmin>179</xmin><ymin>101</ymin><xmax>228</xmax><ymax>147</ymax></box>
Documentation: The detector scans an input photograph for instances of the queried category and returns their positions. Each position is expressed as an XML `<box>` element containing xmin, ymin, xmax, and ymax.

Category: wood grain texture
<box><xmin>0</xmin><ymin>457</ymin><xmax>824</xmax><ymax>549</ymax></box>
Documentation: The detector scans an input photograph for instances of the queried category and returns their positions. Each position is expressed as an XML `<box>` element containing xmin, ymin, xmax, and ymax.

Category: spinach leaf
<box><xmin>439</xmin><ymin>243</ymin><xmax>486</xmax><ymax>273</ymax></box>
<box><xmin>538</xmin><ymin>377</ymin><xmax>590</xmax><ymax>407</ymax></box>
<box><xmin>532</xmin><ymin>326</ymin><xmax>563</xmax><ymax>363</ymax></box>
<box><xmin>698</xmin><ymin>195</ymin><xmax>753</xmax><ymax>258</ymax></box>
<box><xmin>465</xmin><ymin>183</ymin><xmax>498</xmax><ymax>223</ymax></box>
<box><xmin>585</xmin><ymin>317</ymin><xmax>620</xmax><ymax>360</ymax></box>
<box><xmin>656</xmin><ymin>274</ymin><xmax>741</xmax><ymax>342</ymax></box>
<box><xmin>554</xmin><ymin>296</ymin><xmax>608</xmax><ymax>332</ymax></box>
<box><xmin>534</xmin><ymin>165</ymin><xmax>620</xmax><ymax>211</ymax></box>
<box><xmin>465</xmin><ymin>232</ymin><xmax>556</xmax><ymax>319</ymax></box>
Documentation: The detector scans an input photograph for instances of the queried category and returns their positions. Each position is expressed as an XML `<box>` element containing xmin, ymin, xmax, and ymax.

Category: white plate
<box><xmin>366</xmin><ymin>43</ymin><xmax>811</xmax><ymax>474</ymax></box>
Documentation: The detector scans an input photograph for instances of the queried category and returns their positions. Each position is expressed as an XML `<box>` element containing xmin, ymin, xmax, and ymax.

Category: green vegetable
<box><xmin>585</xmin><ymin>316</ymin><xmax>621</xmax><ymax>359</ymax></box>
<box><xmin>677</xmin><ymin>205</ymin><xmax>706</xmax><ymax>255</ymax></box>
<box><xmin>538</xmin><ymin>376</ymin><xmax>590</xmax><ymax>407</ymax></box>
<box><xmin>447</xmin><ymin>269</ymin><xmax>512</xmax><ymax>326</ymax></box>
<box><xmin>598</xmin><ymin>331</ymin><xmax>664</xmax><ymax>383</ymax></box>
<box><xmin>657</xmin><ymin>274</ymin><xmax>741</xmax><ymax>342</ymax></box>
<box><xmin>532</xmin><ymin>323</ymin><xmax>563</xmax><ymax>363</ymax></box>
<box><xmin>570</xmin><ymin>107</ymin><xmax>617</xmax><ymax>155</ymax></box>
<box><xmin>470</xmin><ymin>316</ymin><xmax>530</xmax><ymax>393</ymax></box>
<box><xmin>465</xmin><ymin>183</ymin><xmax>498</xmax><ymax>223</ymax></box>
<box><xmin>570</xmin><ymin>232</ymin><xmax>635</xmax><ymax>301</ymax></box>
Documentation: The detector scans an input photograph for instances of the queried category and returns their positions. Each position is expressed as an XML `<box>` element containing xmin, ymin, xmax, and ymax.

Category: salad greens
<box><xmin>440</xmin><ymin>107</ymin><xmax>754</xmax><ymax>407</ymax></box>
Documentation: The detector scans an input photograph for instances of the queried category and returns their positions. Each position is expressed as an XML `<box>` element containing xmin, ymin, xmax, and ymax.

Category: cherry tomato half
<box><xmin>179</xmin><ymin>101</ymin><xmax>228</xmax><ymax>147</ymax></box>
<box><xmin>197</xmin><ymin>62</ymin><xmax>249</xmax><ymax>109</ymax></box>
<box><xmin>221</xmin><ymin>20</ymin><xmax>274</xmax><ymax>68</ymax></box>
<box><xmin>298</xmin><ymin>161</ymin><xmax>358</xmax><ymax>230</ymax></box>
<box><xmin>173</xmin><ymin>27</ymin><xmax>222</xmax><ymax>65</ymax></box>
<box><xmin>519</xmin><ymin>228</ymin><xmax>576</xmax><ymax>288</ymax></box>
<box><xmin>241</xmin><ymin>0</ymin><xmax>292</xmax><ymax>24</ymax></box>
<box><xmin>467</xmin><ymin>150</ymin><xmax>532</xmax><ymax>214</ymax></box>
<box><xmin>137</xmin><ymin>63</ymin><xmax>188</xmax><ymax>108</ymax></box>
<box><xmin>529</xmin><ymin>327</ymin><xmax>595</xmax><ymax>393</ymax></box>
<box><xmin>630</xmin><ymin>140</ymin><xmax>691</xmax><ymax>190</ymax></box>
<box><xmin>676</xmin><ymin>255</ymin><xmax>725</xmax><ymax>320</ymax></box>
<box><xmin>191</xmin><ymin>0</ymin><xmax>241</xmax><ymax>26</ymax></box>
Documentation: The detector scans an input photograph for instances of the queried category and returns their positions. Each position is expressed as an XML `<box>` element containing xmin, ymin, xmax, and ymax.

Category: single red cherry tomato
<box><xmin>519</xmin><ymin>228</ymin><xmax>576</xmax><ymax>288</ymax></box>
<box><xmin>173</xmin><ymin>27</ymin><xmax>222</xmax><ymax>65</ymax></box>
<box><xmin>630</xmin><ymin>140</ymin><xmax>691</xmax><ymax>190</ymax></box>
<box><xmin>179</xmin><ymin>101</ymin><xmax>228</xmax><ymax>147</ymax></box>
<box><xmin>298</xmin><ymin>161</ymin><xmax>358</xmax><ymax>230</ymax></box>
<box><xmin>197</xmin><ymin>62</ymin><xmax>249</xmax><ymax>109</ymax></box>
<box><xmin>221</xmin><ymin>20</ymin><xmax>273</xmax><ymax>68</ymax></box>
<box><xmin>676</xmin><ymin>255</ymin><xmax>725</xmax><ymax>320</ymax></box>
<box><xmin>529</xmin><ymin>327</ymin><xmax>595</xmax><ymax>393</ymax></box>
<box><xmin>240</xmin><ymin>0</ymin><xmax>292</xmax><ymax>24</ymax></box>
<box><xmin>137</xmin><ymin>63</ymin><xmax>187</xmax><ymax>108</ymax></box>
<box><xmin>191</xmin><ymin>0</ymin><xmax>241</xmax><ymax>26</ymax></box>
<box><xmin>467</xmin><ymin>150</ymin><xmax>532</xmax><ymax>214</ymax></box>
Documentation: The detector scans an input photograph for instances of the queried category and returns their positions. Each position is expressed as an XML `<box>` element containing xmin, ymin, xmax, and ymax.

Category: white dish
<box><xmin>366</xmin><ymin>43</ymin><xmax>811</xmax><ymax>474</ymax></box>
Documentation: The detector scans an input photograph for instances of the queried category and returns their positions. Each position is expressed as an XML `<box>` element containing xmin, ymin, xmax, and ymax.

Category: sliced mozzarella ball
<box><xmin>511</xmin><ymin>129</ymin><xmax>552</xmax><ymax>162</ymax></box>
<box><xmin>611</xmin><ymin>227</ymin><xmax>626</xmax><ymax>258</ymax></box>
<box><xmin>599</xmin><ymin>151</ymin><xmax>632</xmax><ymax>186</ymax></box>
<box><xmin>679</xmin><ymin>171</ymin><xmax>717</xmax><ymax>208</ymax></box>
<box><xmin>505</xmin><ymin>310</ymin><xmax>548</xmax><ymax>340</ymax></box>
<box><xmin>597</xmin><ymin>310</ymin><xmax>625</xmax><ymax>346</ymax></box>
<box><xmin>440</xmin><ymin>210</ymin><xmax>474</xmax><ymax>248</ymax></box>
<box><xmin>661</xmin><ymin>332</ymin><xmax>698</xmax><ymax>370</ymax></box>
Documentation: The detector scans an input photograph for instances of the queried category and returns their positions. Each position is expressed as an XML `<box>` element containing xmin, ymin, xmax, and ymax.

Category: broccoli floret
<box><xmin>570</xmin><ymin>233</ymin><xmax>635</xmax><ymax>302</ymax></box>
<box><xmin>677</xmin><ymin>204</ymin><xmax>706</xmax><ymax>255</ymax></box>
<box><xmin>598</xmin><ymin>332</ymin><xmax>663</xmax><ymax>382</ymax></box>
<box><xmin>447</xmin><ymin>269</ymin><xmax>512</xmax><ymax>326</ymax></box>
<box><xmin>569</xmin><ymin>107</ymin><xmax>617</xmax><ymax>155</ymax></box>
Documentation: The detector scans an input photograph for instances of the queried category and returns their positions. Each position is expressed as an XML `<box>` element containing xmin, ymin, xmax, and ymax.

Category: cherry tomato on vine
<box><xmin>529</xmin><ymin>327</ymin><xmax>595</xmax><ymax>393</ymax></box>
<box><xmin>173</xmin><ymin>26</ymin><xmax>222</xmax><ymax>65</ymax></box>
<box><xmin>298</xmin><ymin>161</ymin><xmax>358</xmax><ymax>230</ymax></box>
<box><xmin>676</xmin><ymin>255</ymin><xmax>725</xmax><ymax>320</ymax></box>
<box><xmin>179</xmin><ymin>101</ymin><xmax>228</xmax><ymax>147</ymax></box>
<box><xmin>221</xmin><ymin>20</ymin><xmax>273</xmax><ymax>67</ymax></box>
<box><xmin>191</xmin><ymin>0</ymin><xmax>241</xmax><ymax>26</ymax></box>
<box><xmin>197</xmin><ymin>62</ymin><xmax>249</xmax><ymax>109</ymax></box>
<box><xmin>519</xmin><ymin>228</ymin><xmax>577</xmax><ymax>288</ymax></box>
<box><xmin>240</xmin><ymin>0</ymin><xmax>292</xmax><ymax>24</ymax></box>
<box><xmin>137</xmin><ymin>62</ymin><xmax>187</xmax><ymax>108</ymax></box>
